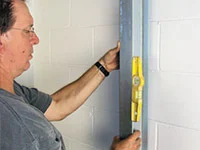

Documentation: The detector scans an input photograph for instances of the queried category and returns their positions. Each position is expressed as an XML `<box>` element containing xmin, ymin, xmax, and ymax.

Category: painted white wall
<box><xmin>29</xmin><ymin>0</ymin><xmax>119</xmax><ymax>149</ymax></box>
<box><xmin>17</xmin><ymin>0</ymin><xmax>200</xmax><ymax>150</ymax></box>
<box><xmin>148</xmin><ymin>0</ymin><xmax>200</xmax><ymax>149</ymax></box>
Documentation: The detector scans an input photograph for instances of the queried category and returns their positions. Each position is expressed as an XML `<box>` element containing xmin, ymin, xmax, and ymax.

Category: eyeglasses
<box><xmin>11</xmin><ymin>26</ymin><xmax>35</xmax><ymax>37</ymax></box>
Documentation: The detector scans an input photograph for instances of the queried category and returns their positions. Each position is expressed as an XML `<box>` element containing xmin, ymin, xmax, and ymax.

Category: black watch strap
<box><xmin>95</xmin><ymin>62</ymin><xmax>109</xmax><ymax>77</ymax></box>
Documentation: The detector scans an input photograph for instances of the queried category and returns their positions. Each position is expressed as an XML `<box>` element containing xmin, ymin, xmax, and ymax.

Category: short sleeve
<box><xmin>14</xmin><ymin>81</ymin><xmax>52</xmax><ymax>113</ymax></box>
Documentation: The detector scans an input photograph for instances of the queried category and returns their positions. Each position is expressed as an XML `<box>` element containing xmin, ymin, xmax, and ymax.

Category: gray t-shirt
<box><xmin>0</xmin><ymin>81</ymin><xmax>65</xmax><ymax>150</ymax></box>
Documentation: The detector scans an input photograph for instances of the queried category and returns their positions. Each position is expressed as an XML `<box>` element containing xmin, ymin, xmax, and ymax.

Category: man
<box><xmin>0</xmin><ymin>0</ymin><xmax>141</xmax><ymax>149</ymax></box>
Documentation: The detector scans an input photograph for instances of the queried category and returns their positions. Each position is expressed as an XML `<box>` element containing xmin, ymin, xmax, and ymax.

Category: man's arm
<box><xmin>44</xmin><ymin>42</ymin><xmax>120</xmax><ymax>121</ymax></box>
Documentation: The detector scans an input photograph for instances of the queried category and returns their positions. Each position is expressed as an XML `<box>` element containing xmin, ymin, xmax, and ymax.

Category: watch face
<box><xmin>132</xmin><ymin>76</ymin><xmax>140</xmax><ymax>86</ymax></box>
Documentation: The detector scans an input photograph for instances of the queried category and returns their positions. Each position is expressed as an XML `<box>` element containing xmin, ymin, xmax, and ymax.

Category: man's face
<box><xmin>1</xmin><ymin>0</ymin><xmax>39</xmax><ymax>77</ymax></box>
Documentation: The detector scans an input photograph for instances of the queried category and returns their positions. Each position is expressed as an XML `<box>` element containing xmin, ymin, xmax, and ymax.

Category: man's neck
<box><xmin>0</xmin><ymin>70</ymin><xmax>15</xmax><ymax>94</ymax></box>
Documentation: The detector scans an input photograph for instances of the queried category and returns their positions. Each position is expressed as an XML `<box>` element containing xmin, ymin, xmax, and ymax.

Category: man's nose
<box><xmin>31</xmin><ymin>32</ymin><xmax>40</xmax><ymax>45</ymax></box>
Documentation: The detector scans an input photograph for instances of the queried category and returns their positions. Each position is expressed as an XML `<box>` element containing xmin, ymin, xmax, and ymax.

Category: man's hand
<box><xmin>99</xmin><ymin>42</ymin><xmax>120</xmax><ymax>72</ymax></box>
<box><xmin>110</xmin><ymin>131</ymin><xmax>141</xmax><ymax>150</ymax></box>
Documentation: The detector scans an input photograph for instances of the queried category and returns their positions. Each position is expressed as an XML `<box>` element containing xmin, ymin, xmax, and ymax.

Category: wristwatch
<box><xmin>95</xmin><ymin>62</ymin><xmax>109</xmax><ymax>77</ymax></box>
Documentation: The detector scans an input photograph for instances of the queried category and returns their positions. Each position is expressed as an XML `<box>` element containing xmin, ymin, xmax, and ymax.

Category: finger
<box><xmin>117</xmin><ymin>41</ymin><xmax>120</xmax><ymax>49</ymax></box>
<box><xmin>111</xmin><ymin>42</ymin><xmax>120</xmax><ymax>53</ymax></box>
<box><xmin>135</xmin><ymin>138</ymin><xmax>142</xmax><ymax>145</ymax></box>
<box><xmin>116</xmin><ymin>41</ymin><xmax>120</xmax><ymax>52</ymax></box>
<box><xmin>130</xmin><ymin>130</ymin><xmax>141</xmax><ymax>141</ymax></box>
<box><xmin>133</xmin><ymin>138</ymin><xmax>142</xmax><ymax>150</ymax></box>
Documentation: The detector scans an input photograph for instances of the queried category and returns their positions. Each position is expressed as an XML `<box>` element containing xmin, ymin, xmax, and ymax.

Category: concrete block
<box><xmin>148</xmin><ymin>120</ymin><xmax>158</xmax><ymax>150</ymax></box>
<box><xmin>93</xmin><ymin>108</ymin><xmax>119</xmax><ymax>149</ymax></box>
<box><xmin>71</xmin><ymin>0</ymin><xmax>119</xmax><ymax>27</ymax></box>
<box><xmin>71</xmin><ymin>141</ymin><xmax>101</xmax><ymax>150</ymax></box>
<box><xmin>51</xmin><ymin>28</ymin><xmax>93</xmax><ymax>65</ymax></box>
<box><xmin>53</xmin><ymin>106</ymin><xmax>93</xmax><ymax>145</ymax></box>
<box><xmin>149</xmin><ymin>71</ymin><xmax>200</xmax><ymax>130</ymax></box>
<box><xmin>149</xmin><ymin>0</ymin><xmax>200</xmax><ymax>20</ymax></box>
<box><xmin>33</xmin><ymin>28</ymin><xmax>50</xmax><ymax>64</ymax></box>
<box><xmin>158</xmin><ymin>123</ymin><xmax>200</xmax><ymax>150</ymax></box>
<box><xmin>33</xmin><ymin>0</ymin><xmax>70</xmax><ymax>28</ymax></box>
<box><xmin>160</xmin><ymin>20</ymin><xmax>200</xmax><ymax>73</ymax></box>
<box><xmin>84</xmin><ymin>72</ymin><xmax>119</xmax><ymax>113</ymax></box>
<box><xmin>33</xmin><ymin>63</ymin><xmax>70</xmax><ymax>94</ymax></box>
<box><xmin>149</xmin><ymin>21</ymin><xmax>160</xmax><ymax>71</ymax></box>
<box><xmin>94</xmin><ymin>26</ymin><xmax>119</xmax><ymax>61</ymax></box>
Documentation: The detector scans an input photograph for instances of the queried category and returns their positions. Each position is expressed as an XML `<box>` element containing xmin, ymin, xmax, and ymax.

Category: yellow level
<box><xmin>132</xmin><ymin>56</ymin><xmax>144</xmax><ymax>122</ymax></box>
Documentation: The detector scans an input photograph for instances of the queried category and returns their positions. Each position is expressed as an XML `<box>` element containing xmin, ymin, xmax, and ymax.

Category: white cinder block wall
<box><xmin>19</xmin><ymin>0</ymin><xmax>200</xmax><ymax>150</ymax></box>
<box><xmin>31</xmin><ymin>0</ymin><xmax>119</xmax><ymax>150</ymax></box>
<box><xmin>148</xmin><ymin>0</ymin><xmax>200</xmax><ymax>150</ymax></box>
